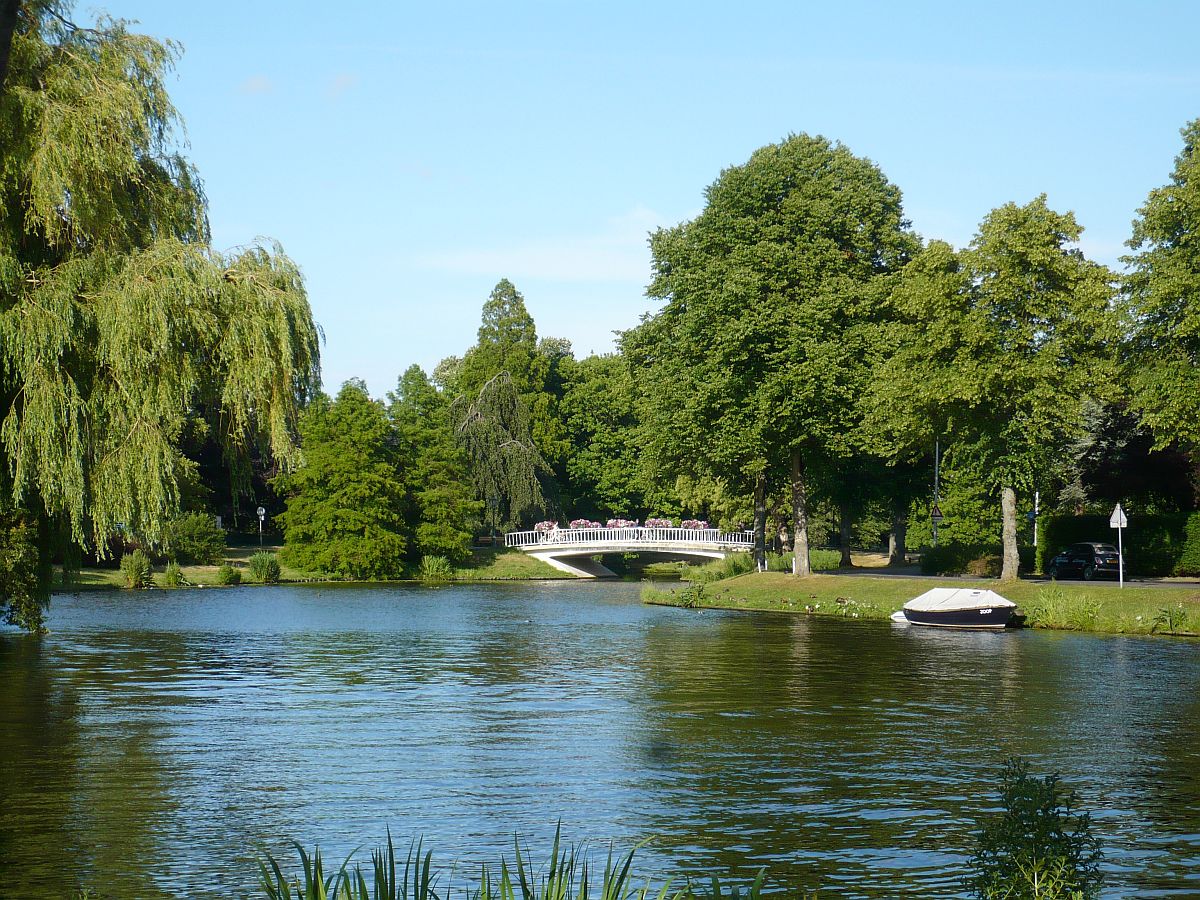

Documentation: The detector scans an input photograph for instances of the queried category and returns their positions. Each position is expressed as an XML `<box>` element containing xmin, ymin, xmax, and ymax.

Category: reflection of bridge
<box><xmin>504</xmin><ymin>526</ymin><xmax>754</xmax><ymax>578</ymax></box>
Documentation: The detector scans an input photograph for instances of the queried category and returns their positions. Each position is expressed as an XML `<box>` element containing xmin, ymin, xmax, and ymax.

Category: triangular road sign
<box><xmin>1109</xmin><ymin>503</ymin><xmax>1127</xmax><ymax>529</ymax></box>
<box><xmin>930</xmin><ymin>504</ymin><xmax>945</xmax><ymax>524</ymax></box>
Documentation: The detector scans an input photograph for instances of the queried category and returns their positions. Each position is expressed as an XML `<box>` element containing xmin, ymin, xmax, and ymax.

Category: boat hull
<box><xmin>902</xmin><ymin>606</ymin><xmax>1015</xmax><ymax>629</ymax></box>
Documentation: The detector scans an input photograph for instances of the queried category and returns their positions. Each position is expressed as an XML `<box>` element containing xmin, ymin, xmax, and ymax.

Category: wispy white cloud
<box><xmin>420</xmin><ymin>207</ymin><xmax>668</xmax><ymax>282</ymax></box>
<box><xmin>237</xmin><ymin>74</ymin><xmax>274</xmax><ymax>95</ymax></box>
<box><xmin>327</xmin><ymin>73</ymin><xmax>359</xmax><ymax>98</ymax></box>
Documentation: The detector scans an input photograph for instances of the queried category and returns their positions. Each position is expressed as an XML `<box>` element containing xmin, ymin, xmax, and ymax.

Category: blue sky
<box><xmin>107</xmin><ymin>1</ymin><xmax>1200</xmax><ymax>397</ymax></box>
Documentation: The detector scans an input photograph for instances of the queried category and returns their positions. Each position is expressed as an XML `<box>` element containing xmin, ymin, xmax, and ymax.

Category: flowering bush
<box><xmin>680</xmin><ymin>519</ymin><xmax>710</xmax><ymax>530</ymax></box>
<box><xmin>533</xmin><ymin>521</ymin><xmax>558</xmax><ymax>533</ymax></box>
<box><xmin>606</xmin><ymin>518</ymin><xmax>639</xmax><ymax>528</ymax></box>
<box><xmin>569</xmin><ymin>519</ymin><xmax>602</xmax><ymax>529</ymax></box>
<box><xmin>644</xmin><ymin>518</ymin><xmax>674</xmax><ymax>528</ymax></box>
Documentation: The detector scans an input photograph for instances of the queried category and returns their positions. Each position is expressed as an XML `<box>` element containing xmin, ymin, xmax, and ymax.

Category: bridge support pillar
<box><xmin>527</xmin><ymin>553</ymin><xmax>617</xmax><ymax>578</ymax></box>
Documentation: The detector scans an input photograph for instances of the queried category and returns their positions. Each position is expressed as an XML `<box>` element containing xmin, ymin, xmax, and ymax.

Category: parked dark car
<box><xmin>1047</xmin><ymin>542</ymin><xmax>1122</xmax><ymax>580</ymax></box>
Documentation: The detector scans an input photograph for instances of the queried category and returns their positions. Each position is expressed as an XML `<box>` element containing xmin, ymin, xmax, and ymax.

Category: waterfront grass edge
<box><xmin>643</xmin><ymin>572</ymin><xmax>1200</xmax><ymax>637</ymax></box>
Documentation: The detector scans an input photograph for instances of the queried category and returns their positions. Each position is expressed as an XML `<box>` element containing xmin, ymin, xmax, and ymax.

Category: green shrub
<box><xmin>764</xmin><ymin>549</ymin><xmax>842</xmax><ymax>572</ymax></box>
<box><xmin>216</xmin><ymin>564</ymin><xmax>242</xmax><ymax>586</ymax></box>
<box><xmin>248</xmin><ymin>551</ymin><xmax>281</xmax><ymax>584</ymax></box>
<box><xmin>921</xmin><ymin>543</ymin><xmax>1034</xmax><ymax>576</ymax></box>
<box><xmin>119</xmin><ymin>550</ymin><xmax>151</xmax><ymax>589</ymax></box>
<box><xmin>162</xmin><ymin>561</ymin><xmax>183</xmax><ymax>587</ymax></box>
<box><xmin>418</xmin><ymin>555</ymin><xmax>453</xmax><ymax>581</ymax></box>
<box><xmin>1038</xmin><ymin>511</ymin><xmax>1200</xmax><ymax>576</ymax></box>
<box><xmin>164</xmin><ymin>512</ymin><xmax>226</xmax><ymax>565</ymax></box>
<box><xmin>970</xmin><ymin>758</ymin><xmax>1103</xmax><ymax>899</ymax></box>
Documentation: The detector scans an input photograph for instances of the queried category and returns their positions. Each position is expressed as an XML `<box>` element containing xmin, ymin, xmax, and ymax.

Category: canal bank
<box><xmin>644</xmin><ymin>571</ymin><xmax>1200</xmax><ymax>637</ymax></box>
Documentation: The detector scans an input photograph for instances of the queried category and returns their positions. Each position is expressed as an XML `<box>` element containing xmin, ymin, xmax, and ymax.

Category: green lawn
<box><xmin>645</xmin><ymin>572</ymin><xmax>1200</xmax><ymax>637</ymax></box>
<box><xmin>55</xmin><ymin>545</ymin><xmax>571</xmax><ymax>592</ymax></box>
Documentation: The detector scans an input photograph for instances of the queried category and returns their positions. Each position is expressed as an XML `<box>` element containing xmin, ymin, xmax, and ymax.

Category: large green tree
<box><xmin>626</xmin><ymin>134</ymin><xmax>916</xmax><ymax>573</ymax></box>
<box><xmin>276</xmin><ymin>382</ymin><xmax>407</xmax><ymax>579</ymax></box>
<box><xmin>867</xmin><ymin>198</ymin><xmax>1115</xmax><ymax>579</ymax></box>
<box><xmin>389</xmin><ymin>365</ymin><xmax>481</xmax><ymax>562</ymax></box>
<box><xmin>1124</xmin><ymin>118</ymin><xmax>1200</xmax><ymax>451</ymax></box>
<box><xmin>0</xmin><ymin>3</ymin><xmax>320</xmax><ymax>629</ymax></box>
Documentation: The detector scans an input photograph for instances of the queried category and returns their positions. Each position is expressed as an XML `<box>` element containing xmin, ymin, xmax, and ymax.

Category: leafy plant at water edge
<box><xmin>163</xmin><ymin>562</ymin><xmax>184</xmax><ymax>587</ymax></box>
<box><xmin>1151</xmin><ymin>603</ymin><xmax>1187</xmax><ymax>634</ymax></box>
<box><xmin>1024</xmin><ymin>588</ymin><xmax>1101</xmax><ymax>632</ymax></box>
<box><xmin>418</xmin><ymin>555</ymin><xmax>454</xmax><ymax>581</ymax></box>
<box><xmin>969</xmin><ymin>758</ymin><xmax>1103</xmax><ymax>899</ymax></box>
<box><xmin>120</xmin><ymin>550</ymin><xmax>152</xmax><ymax>589</ymax></box>
<box><xmin>217</xmin><ymin>564</ymin><xmax>242</xmax><ymax>586</ymax></box>
<box><xmin>678</xmin><ymin>583</ymin><xmax>707</xmax><ymax>608</ymax></box>
<box><xmin>250</xmin><ymin>552</ymin><xmax>283</xmax><ymax>584</ymax></box>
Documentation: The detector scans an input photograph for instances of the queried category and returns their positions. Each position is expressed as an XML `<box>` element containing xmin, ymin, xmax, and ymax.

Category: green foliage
<box><xmin>119</xmin><ymin>549</ymin><xmax>151</xmax><ymax>589</ymax></box>
<box><xmin>249</xmin><ymin>551</ymin><xmax>281</xmax><ymax>584</ymax></box>
<box><xmin>0</xmin><ymin>4</ymin><xmax>320</xmax><ymax>629</ymax></box>
<box><xmin>389</xmin><ymin>365</ymin><xmax>481</xmax><ymax>563</ymax></box>
<box><xmin>680</xmin><ymin>553</ymin><xmax>756</xmax><ymax>583</ymax></box>
<box><xmin>1025</xmin><ymin>587</ymin><xmax>1102</xmax><ymax>631</ymax></box>
<box><xmin>1124</xmin><ymin>119</ymin><xmax>1200</xmax><ymax>452</ymax></box>
<box><xmin>869</xmin><ymin>199</ymin><xmax>1116</xmax><ymax>579</ymax></box>
<box><xmin>1038</xmin><ymin>512</ymin><xmax>1200</xmax><ymax>576</ymax></box>
<box><xmin>627</xmin><ymin>134</ymin><xmax>918</xmax><ymax>555</ymax></box>
<box><xmin>216</xmin><ymin>564</ymin><xmax>242</xmax><ymax>586</ymax></box>
<box><xmin>921</xmin><ymin>543</ymin><xmax>1035</xmax><ymax>576</ymax></box>
<box><xmin>451</xmin><ymin>372</ymin><xmax>553</xmax><ymax>529</ymax></box>
<box><xmin>0</xmin><ymin>505</ymin><xmax>47</xmax><ymax>630</ymax></box>
<box><xmin>258</xmin><ymin>827</ymin><xmax>709</xmax><ymax>900</ymax></box>
<box><xmin>277</xmin><ymin>383</ymin><xmax>408</xmax><ymax>580</ymax></box>
<box><xmin>164</xmin><ymin>512</ymin><xmax>226</xmax><ymax>564</ymax></box>
<box><xmin>970</xmin><ymin>758</ymin><xmax>1103</xmax><ymax>900</ymax></box>
<box><xmin>417</xmin><ymin>555</ymin><xmax>453</xmax><ymax>581</ymax></box>
<box><xmin>162</xmin><ymin>561</ymin><xmax>183</xmax><ymax>587</ymax></box>
<box><xmin>1151</xmin><ymin>603</ymin><xmax>1187</xmax><ymax>634</ymax></box>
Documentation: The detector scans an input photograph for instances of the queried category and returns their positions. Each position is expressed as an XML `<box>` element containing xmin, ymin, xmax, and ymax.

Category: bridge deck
<box><xmin>505</xmin><ymin>526</ymin><xmax>753</xmax><ymax>552</ymax></box>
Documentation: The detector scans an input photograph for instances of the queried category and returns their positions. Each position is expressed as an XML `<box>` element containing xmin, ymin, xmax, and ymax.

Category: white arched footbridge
<box><xmin>504</xmin><ymin>526</ymin><xmax>754</xmax><ymax>577</ymax></box>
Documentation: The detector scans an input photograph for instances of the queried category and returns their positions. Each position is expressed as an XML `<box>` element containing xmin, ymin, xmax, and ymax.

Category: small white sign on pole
<box><xmin>1109</xmin><ymin>503</ymin><xmax>1127</xmax><ymax>588</ymax></box>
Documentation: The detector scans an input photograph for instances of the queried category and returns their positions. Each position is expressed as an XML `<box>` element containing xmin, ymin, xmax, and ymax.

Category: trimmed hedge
<box><xmin>920</xmin><ymin>543</ymin><xmax>1035</xmax><ymax>577</ymax></box>
<box><xmin>1037</xmin><ymin>512</ymin><xmax>1200</xmax><ymax>576</ymax></box>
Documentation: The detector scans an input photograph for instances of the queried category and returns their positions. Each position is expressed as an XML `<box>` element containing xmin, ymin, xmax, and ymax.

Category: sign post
<box><xmin>256</xmin><ymin>506</ymin><xmax>266</xmax><ymax>548</ymax></box>
<box><xmin>1109</xmin><ymin>503</ymin><xmax>1127</xmax><ymax>588</ymax></box>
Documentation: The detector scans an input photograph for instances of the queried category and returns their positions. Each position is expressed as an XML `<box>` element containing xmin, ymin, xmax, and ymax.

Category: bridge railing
<box><xmin>504</xmin><ymin>527</ymin><xmax>754</xmax><ymax>549</ymax></box>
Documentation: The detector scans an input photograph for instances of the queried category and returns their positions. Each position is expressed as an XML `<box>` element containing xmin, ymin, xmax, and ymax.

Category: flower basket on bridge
<box><xmin>644</xmin><ymin>518</ymin><xmax>674</xmax><ymax>528</ymax></box>
<box><xmin>606</xmin><ymin>518</ymin><xmax>638</xmax><ymax>528</ymax></box>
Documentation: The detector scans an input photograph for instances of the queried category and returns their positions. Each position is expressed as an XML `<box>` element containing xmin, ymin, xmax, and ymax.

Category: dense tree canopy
<box><xmin>389</xmin><ymin>365</ymin><xmax>481</xmax><ymax>562</ymax></box>
<box><xmin>276</xmin><ymin>383</ymin><xmax>406</xmax><ymax>579</ymax></box>
<box><xmin>1124</xmin><ymin>118</ymin><xmax>1200</xmax><ymax>451</ymax></box>
<box><xmin>626</xmin><ymin>133</ymin><xmax>917</xmax><ymax>572</ymax></box>
<box><xmin>0</xmin><ymin>2</ymin><xmax>320</xmax><ymax>628</ymax></box>
<box><xmin>867</xmin><ymin>198</ymin><xmax>1115</xmax><ymax>579</ymax></box>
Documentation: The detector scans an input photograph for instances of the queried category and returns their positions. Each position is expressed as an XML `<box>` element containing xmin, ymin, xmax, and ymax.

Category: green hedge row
<box><xmin>1036</xmin><ymin>513</ymin><xmax>1200</xmax><ymax>576</ymax></box>
<box><xmin>920</xmin><ymin>543</ymin><xmax>1035</xmax><ymax>576</ymax></box>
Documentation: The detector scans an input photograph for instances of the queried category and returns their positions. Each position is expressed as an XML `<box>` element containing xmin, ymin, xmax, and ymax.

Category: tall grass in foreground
<box><xmin>257</xmin><ymin>828</ymin><xmax>780</xmax><ymax>900</ymax></box>
<box><xmin>252</xmin><ymin>760</ymin><xmax>1098</xmax><ymax>900</ymax></box>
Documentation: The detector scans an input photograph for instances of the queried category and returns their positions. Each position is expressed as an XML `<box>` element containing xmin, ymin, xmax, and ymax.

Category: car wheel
<box><xmin>1082</xmin><ymin>565</ymin><xmax>1095</xmax><ymax>581</ymax></box>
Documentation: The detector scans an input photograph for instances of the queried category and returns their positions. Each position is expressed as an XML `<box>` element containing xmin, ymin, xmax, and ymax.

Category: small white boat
<box><xmin>902</xmin><ymin>588</ymin><xmax>1016</xmax><ymax>629</ymax></box>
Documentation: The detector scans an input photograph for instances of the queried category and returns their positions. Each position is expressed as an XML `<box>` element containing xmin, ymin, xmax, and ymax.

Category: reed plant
<box><xmin>418</xmin><ymin>555</ymin><xmax>454</xmax><ymax>581</ymax></box>
<box><xmin>119</xmin><ymin>550</ymin><xmax>151</xmax><ymax>589</ymax></box>
<box><xmin>256</xmin><ymin>827</ymin><xmax>779</xmax><ymax>900</ymax></box>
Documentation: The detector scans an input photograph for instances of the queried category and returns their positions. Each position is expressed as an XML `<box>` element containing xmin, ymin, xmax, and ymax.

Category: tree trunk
<box><xmin>753</xmin><ymin>471</ymin><xmax>767</xmax><ymax>572</ymax></box>
<box><xmin>0</xmin><ymin>0</ymin><xmax>20</xmax><ymax>93</ymax></box>
<box><xmin>838</xmin><ymin>504</ymin><xmax>852</xmax><ymax>568</ymax></box>
<box><xmin>790</xmin><ymin>449</ymin><xmax>811</xmax><ymax>577</ymax></box>
<box><xmin>888</xmin><ymin>509</ymin><xmax>908</xmax><ymax>566</ymax></box>
<box><xmin>1001</xmin><ymin>485</ymin><xmax>1020</xmax><ymax>581</ymax></box>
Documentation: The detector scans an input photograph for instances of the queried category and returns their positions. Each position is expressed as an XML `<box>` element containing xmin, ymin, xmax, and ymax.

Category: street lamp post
<box><xmin>256</xmin><ymin>506</ymin><xmax>266</xmax><ymax>548</ymax></box>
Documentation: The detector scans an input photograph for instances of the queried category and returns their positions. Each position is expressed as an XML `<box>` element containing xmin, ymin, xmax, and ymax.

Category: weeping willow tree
<box><xmin>451</xmin><ymin>372</ymin><xmax>552</xmax><ymax>529</ymax></box>
<box><xmin>0</xmin><ymin>2</ymin><xmax>321</xmax><ymax>630</ymax></box>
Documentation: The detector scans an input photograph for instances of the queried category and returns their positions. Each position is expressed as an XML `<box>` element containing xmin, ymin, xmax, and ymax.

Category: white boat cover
<box><xmin>903</xmin><ymin>588</ymin><xmax>1015</xmax><ymax>612</ymax></box>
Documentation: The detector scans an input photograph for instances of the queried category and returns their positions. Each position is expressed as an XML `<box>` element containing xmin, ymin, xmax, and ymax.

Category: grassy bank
<box><xmin>56</xmin><ymin>546</ymin><xmax>569</xmax><ymax>593</ymax></box>
<box><xmin>644</xmin><ymin>572</ymin><xmax>1200</xmax><ymax>637</ymax></box>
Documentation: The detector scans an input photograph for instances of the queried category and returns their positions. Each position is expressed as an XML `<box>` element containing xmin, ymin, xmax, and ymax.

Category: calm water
<box><xmin>1</xmin><ymin>581</ymin><xmax>1198</xmax><ymax>899</ymax></box>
